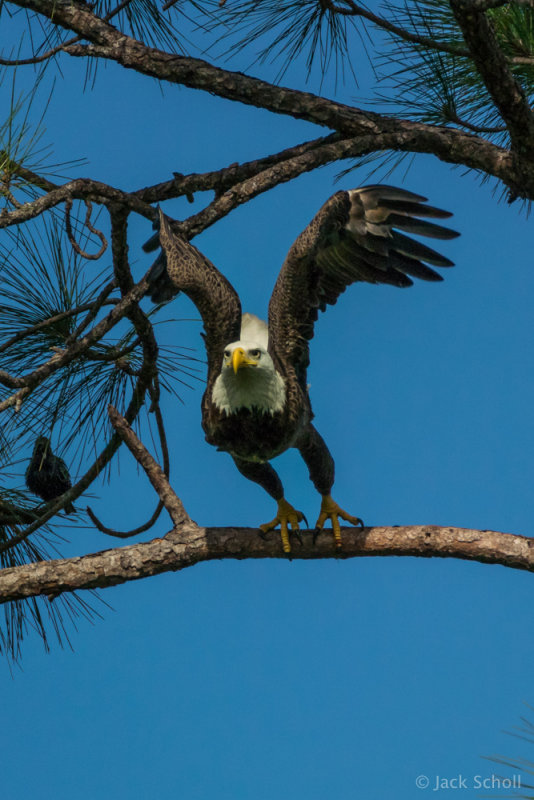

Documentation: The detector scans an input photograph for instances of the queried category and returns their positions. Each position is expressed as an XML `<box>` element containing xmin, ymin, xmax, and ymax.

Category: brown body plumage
<box><xmin>151</xmin><ymin>185</ymin><xmax>459</xmax><ymax>551</ymax></box>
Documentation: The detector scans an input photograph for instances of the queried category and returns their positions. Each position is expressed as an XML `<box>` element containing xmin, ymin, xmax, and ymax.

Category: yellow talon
<box><xmin>314</xmin><ymin>494</ymin><xmax>364</xmax><ymax>549</ymax></box>
<box><xmin>259</xmin><ymin>497</ymin><xmax>305</xmax><ymax>554</ymax></box>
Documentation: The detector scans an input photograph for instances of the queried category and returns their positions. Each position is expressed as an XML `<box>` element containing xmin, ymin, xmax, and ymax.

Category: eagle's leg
<box><xmin>259</xmin><ymin>498</ymin><xmax>306</xmax><ymax>554</ymax></box>
<box><xmin>296</xmin><ymin>425</ymin><xmax>364</xmax><ymax>548</ymax></box>
<box><xmin>315</xmin><ymin>495</ymin><xmax>364</xmax><ymax>548</ymax></box>
<box><xmin>232</xmin><ymin>456</ymin><xmax>304</xmax><ymax>554</ymax></box>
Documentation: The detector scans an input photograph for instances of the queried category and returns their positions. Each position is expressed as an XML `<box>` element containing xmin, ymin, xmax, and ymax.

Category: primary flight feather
<box><xmin>147</xmin><ymin>185</ymin><xmax>459</xmax><ymax>553</ymax></box>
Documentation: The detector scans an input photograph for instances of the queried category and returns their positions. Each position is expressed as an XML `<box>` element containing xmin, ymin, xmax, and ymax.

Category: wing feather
<box><xmin>385</xmin><ymin>214</ymin><xmax>458</xmax><ymax>240</ymax></box>
<box><xmin>268</xmin><ymin>185</ymin><xmax>459</xmax><ymax>383</ymax></box>
<box><xmin>157</xmin><ymin>212</ymin><xmax>242</xmax><ymax>374</ymax></box>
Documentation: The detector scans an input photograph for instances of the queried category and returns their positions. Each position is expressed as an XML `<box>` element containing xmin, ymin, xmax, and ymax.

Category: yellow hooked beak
<box><xmin>231</xmin><ymin>347</ymin><xmax>258</xmax><ymax>374</ymax></box>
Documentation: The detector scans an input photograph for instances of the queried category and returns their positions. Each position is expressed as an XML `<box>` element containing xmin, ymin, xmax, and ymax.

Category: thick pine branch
<box><xmin>450</xmin><ymin>0</ymin><xmax>534</xmax><ymax>160</ymax></box>
<box><xmin>0</xmin><ymin>524</ymin><xmax>532</xmax><ymax>603</ymax></box>
<box><xmin>5</xmin><ymin>0</ymin><xmax>527</xmax><ymax>196</ymax></box>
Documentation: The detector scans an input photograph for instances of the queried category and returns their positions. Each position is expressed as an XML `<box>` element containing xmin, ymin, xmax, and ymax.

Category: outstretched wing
<box><xmin>157</xmin><ymin>212</ymin><xmax>242</xmax><ymax>373</ymax></box>
<box><xmin>268</xmin><ymin>185</ymin><xmax>459</xmax><ymax>382</ymax></box>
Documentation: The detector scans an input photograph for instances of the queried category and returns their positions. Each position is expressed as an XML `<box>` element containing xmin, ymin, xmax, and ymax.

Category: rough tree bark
<box><xmin>1</xmin><ymin>524</ymin><xmax>532</xmax><ymax>604</ymax></box>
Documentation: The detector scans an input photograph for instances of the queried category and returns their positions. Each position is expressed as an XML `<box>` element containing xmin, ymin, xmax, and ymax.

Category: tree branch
<box><xmin>6</xmin><ymin>0</ymin><xmax>522</xmax><ymax>189</ymax></box>
<box><xmin>321</xmin><ymin>0</ymin><xmax>470</xmax><ymax>57</ymax></box>
<box><xmin>0</xmin><ymin>270</ymin><xmax>150</xmax><ymax>413</ymax></box>
<box><xmin>86</xmin><ymin>389</ymin><xmax>169</xmax><ymax>538</ymax></box>
<box><xmin>450</xmin><ymin>0</ymin><xmax>534</xmax><ymax>160</ymax></box>
<box><xmin>0</xmin><ymin>178</ymin><xmax>153</xmax><ymax>230</ymax></box>
<box><xmin>64</xmin><ymin>198</ymin><xmax>107</xmax><ymax>259</ymax></box>
<box><xmin>0</xmin><ymin>151</ymin><xmax>59</xmax><ymax>193</ymax></box>
<box><xmin>0</xmin><ymin>0</ymin><xmax>136</xmax><ymax>66</ymax></box>
<box><xmin>107</xmin><ymin>405</ymin><xmax>190</xmax><ymax>527</ymax></box>
<box><xmin>0</xmin><ymin>295</ymin><xmax>118</xmax><ymax>356</ymax></box>
<box><xmin>0</xmin><ymin>524</ymin><xmax>532</xmax><ymax>603</ymax></box>
<box><xmin>134</xmin><ymin>133</ymin><xmax>344</xmax><ymax>207</ymax></box>
<box><xmin>0</xmin><ymin>315</ymin><xmax>157</xmax><ymax>551</ymax></box>
<box><xmin>167</xmin><ymin>132</ymin><xmax>513</xmax><ymax>244</ymax></box>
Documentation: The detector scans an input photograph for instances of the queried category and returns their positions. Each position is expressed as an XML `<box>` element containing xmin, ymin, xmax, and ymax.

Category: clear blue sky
<box><xmin>2</xmin><ymin>9</ymin><xmax>534</xmax><ymax>799</ymax></box>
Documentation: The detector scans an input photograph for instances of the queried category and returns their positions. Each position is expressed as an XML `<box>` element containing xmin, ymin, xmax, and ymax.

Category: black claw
<box><xmin>357</xmin><ymin>518</ymin><xmax>365</xmax><ymax>529</ymax></box>
<box><xmin>301</xmin><ymin>513</ymin><xmax>309</xmax><ymax>529</ymax></box>
<box><xmin>312</xmin><ymin>527</ymin><xmax>321</xmax><ymax>545</ymax></box>
<box><xmin>292</xmin><ymin>530</ymin><xmax>303</xmax><ymax>547</ymax></box>
<box><xmin>257</xmin><ymin>528</ymin><xmax>269</xmax><ymax>541</ymax></box>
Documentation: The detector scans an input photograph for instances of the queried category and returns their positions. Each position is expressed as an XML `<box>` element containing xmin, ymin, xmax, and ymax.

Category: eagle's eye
<box><xmin>224</xmin><ymin>350</ymin><xmax>231</xmax><ymax>359</ymax></box>
<box><xmin>249</xmin><ymin>349</ymin><xmax>261</xmax><ymax>359</ymax></box>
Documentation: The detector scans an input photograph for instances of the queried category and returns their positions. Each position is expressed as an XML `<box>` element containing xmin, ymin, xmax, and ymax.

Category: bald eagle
<box><xmin>148</xmin><ymin>186</ymin><xmax>458</xmax><ymax>553</ymax></box>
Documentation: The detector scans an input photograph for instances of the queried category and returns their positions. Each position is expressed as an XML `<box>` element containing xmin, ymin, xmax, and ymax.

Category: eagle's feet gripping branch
<box><xmin>259</xmin><ymin>497</ymin><xmax>307</xmax><ymax>554</ymax></box>
<box><xmin>314</xmin><ymin>495</ymin><xmax>364</xmax><ymax>549</ymax></box>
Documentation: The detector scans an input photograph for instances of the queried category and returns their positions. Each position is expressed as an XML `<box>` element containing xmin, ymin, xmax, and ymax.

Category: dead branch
<box><xmin>64</xmin><ymin>199</ymin><xmax>108</xmax><ymax>260</ymax></box>
<box><xmin>107</xmin><ymin>405</ymin><xmax>190</xmax><ymax>527</ymax></box>
<box><xmin>86</xmin><ymin>500</ymin><xmax>165</xmax><ymax>538</ymax></box>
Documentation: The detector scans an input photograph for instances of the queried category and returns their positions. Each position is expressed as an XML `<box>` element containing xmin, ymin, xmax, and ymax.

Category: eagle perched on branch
<box><xmin>148</xmin><ymin>186</ymin><xmax>458</xmax><ymax>553</ymax></box>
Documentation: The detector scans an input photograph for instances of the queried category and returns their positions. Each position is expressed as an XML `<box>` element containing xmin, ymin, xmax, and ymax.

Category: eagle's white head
<box><xmin>212</xmin><ymin>313</ymin><xmax>286</xmax><ymax>415</ymax></box>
